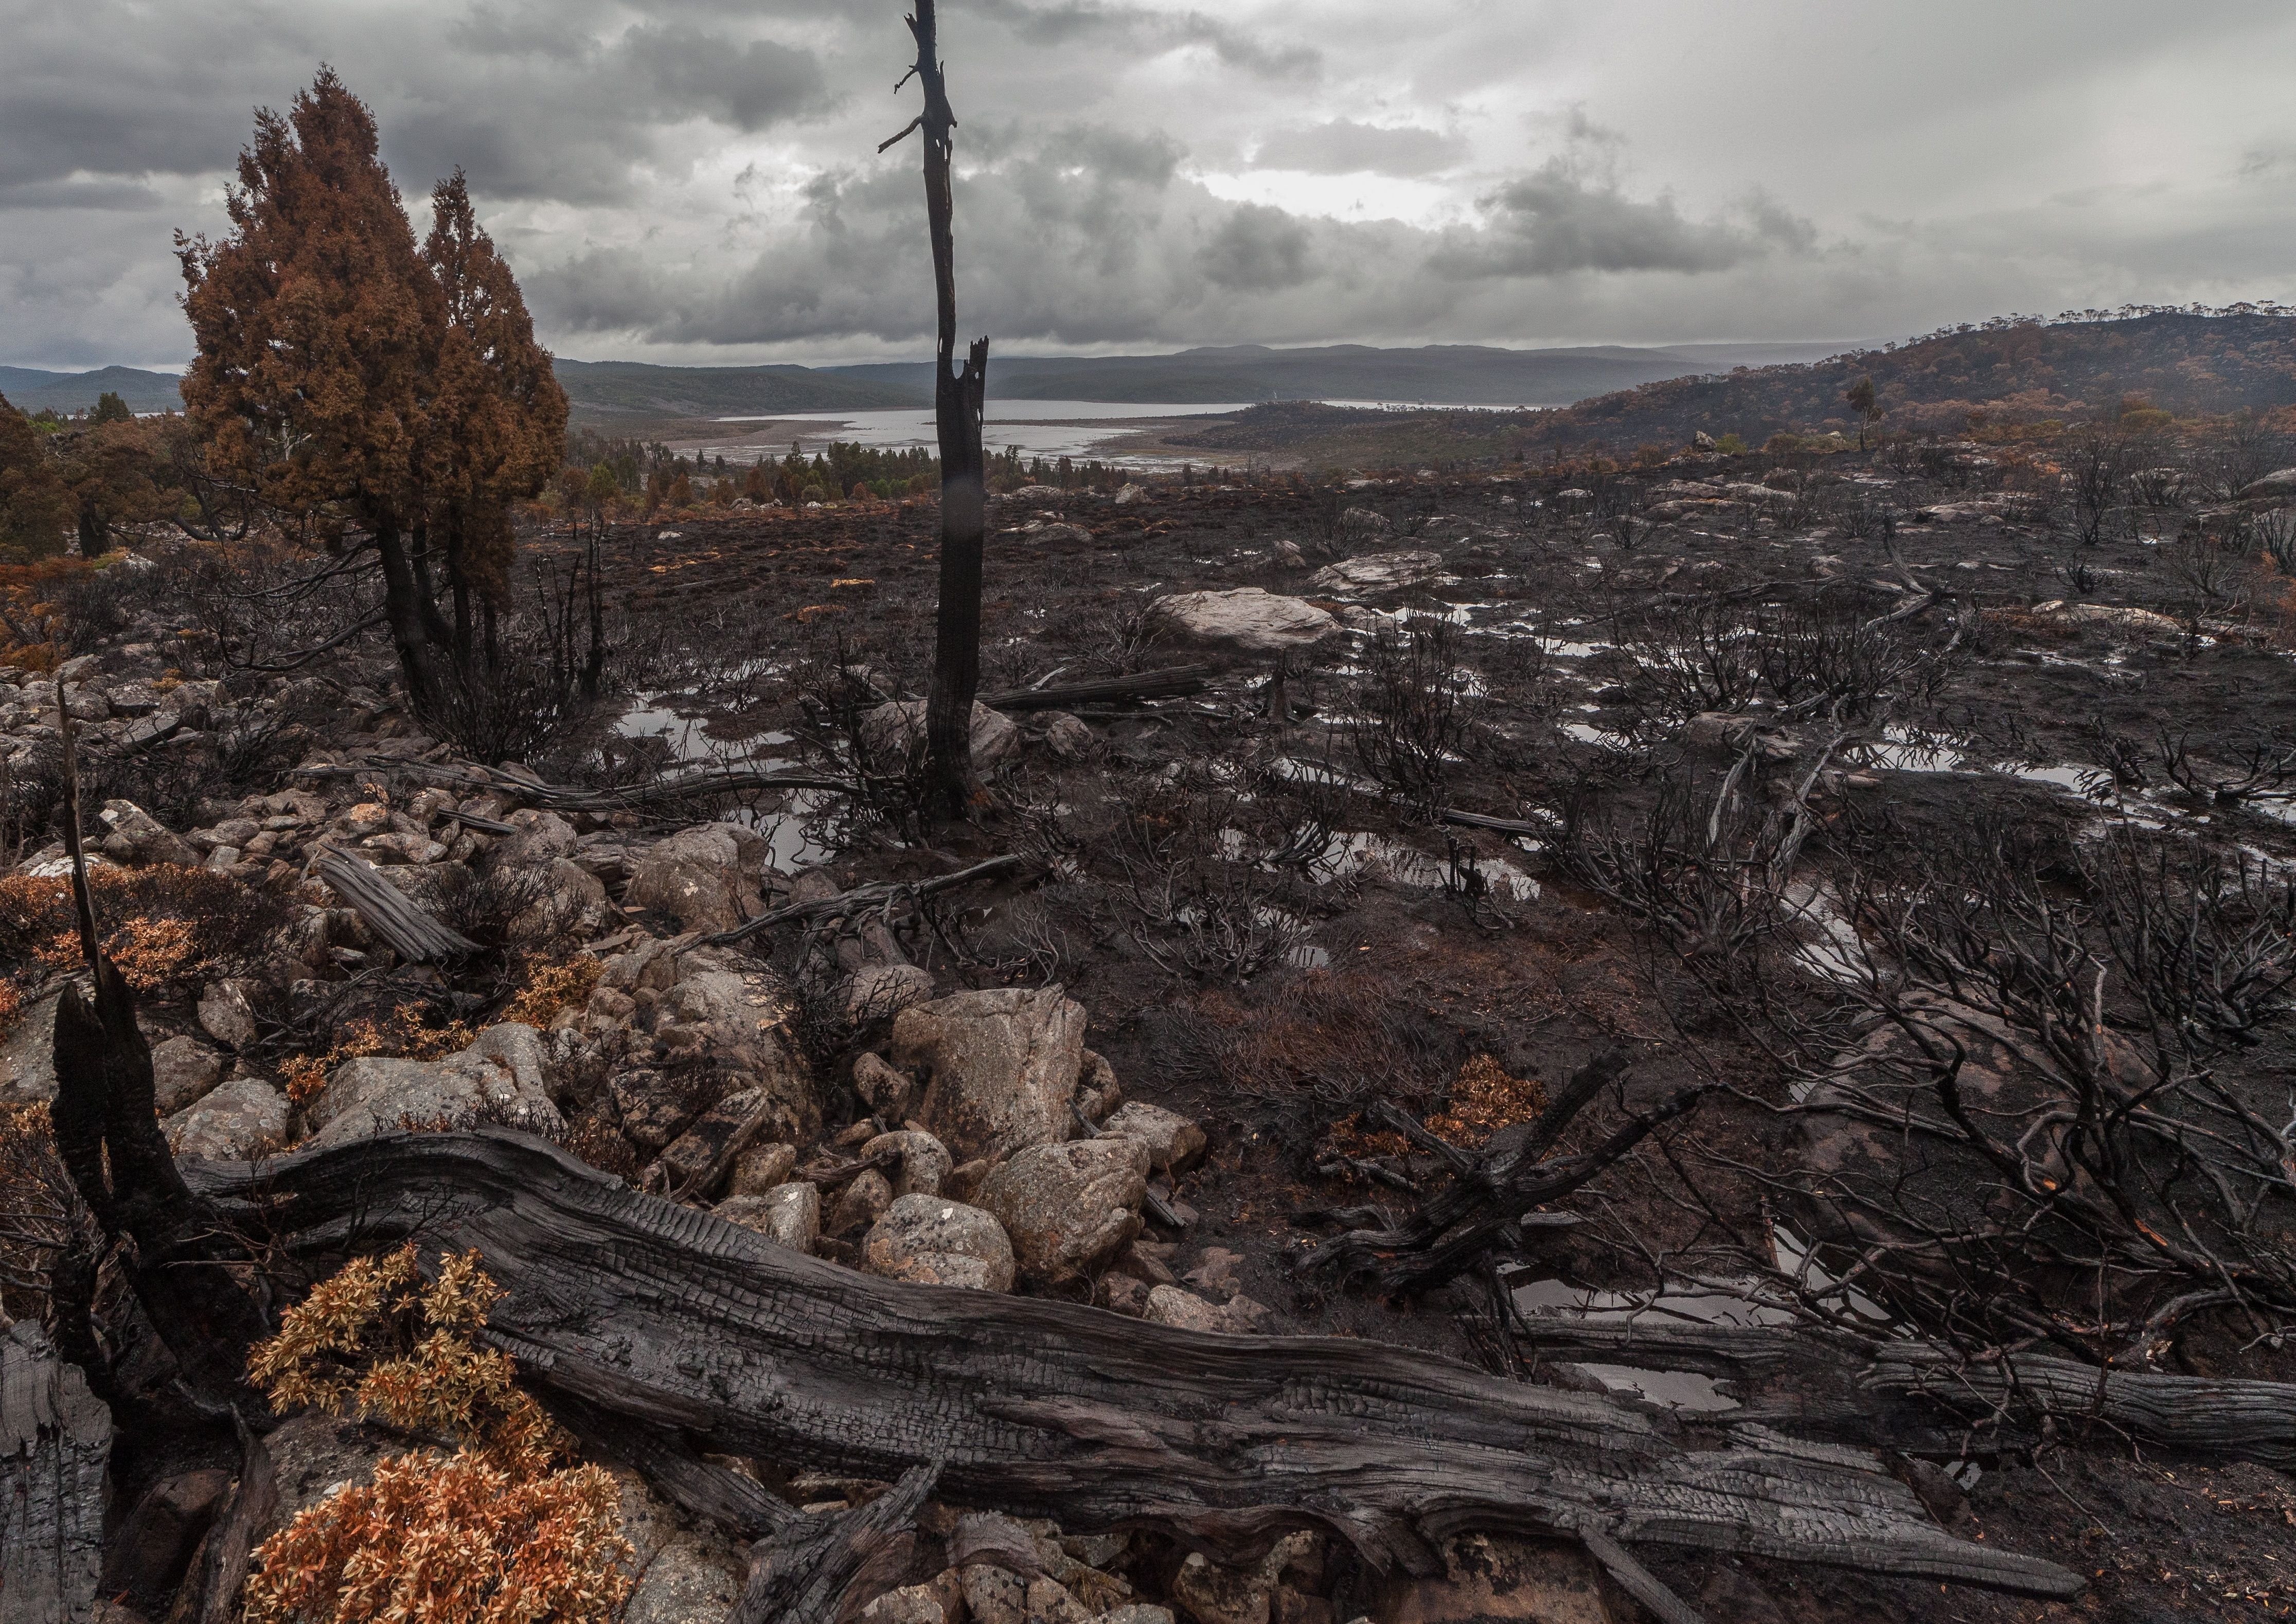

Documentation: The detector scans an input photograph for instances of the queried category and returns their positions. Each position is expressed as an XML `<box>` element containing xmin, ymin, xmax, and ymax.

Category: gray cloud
<box><xmin>1432</xmin><ymin>158</ymin><xmax>1817</xmax><ymax>278</ymax></box>
<box><xmin>4</xmin><ymin>1</ymin><xmax>2294</xmax><ymax>369</ymax></box>
<box><xmin>970</xmin><ymin>1</ymin><xmax>1319</xmax><ymax>79</ymax></box>
<box><xmin>1251</xmin><ymin>120</ymin><xmax>1464</xmax><ymax>177</ymax></box>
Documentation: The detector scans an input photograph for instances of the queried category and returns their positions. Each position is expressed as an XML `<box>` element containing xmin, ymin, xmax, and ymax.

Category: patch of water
<box><xmin>725</xmin><ymin>790</ymin><xmax>838</xmax><ymax>870</ymax></box>
<box><xmin>1561</xmin><ymin>721</ymin><xmax>1634</xmax><ymax>750</ymax></box>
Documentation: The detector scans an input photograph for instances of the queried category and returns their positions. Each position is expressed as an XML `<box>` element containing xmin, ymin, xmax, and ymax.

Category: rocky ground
<box><xmin>11</xmin><ymin>431</ymin><xmax>2296</xmax><ymax>1622</ymax></box>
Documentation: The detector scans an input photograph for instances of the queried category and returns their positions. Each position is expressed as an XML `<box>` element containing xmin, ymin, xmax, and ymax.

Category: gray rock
<box><xmin>622</xmin><ymin>1533</ymin><xmax>743</xmax><ymax>1624</ymax></box>
<box><xmin>978</xmin><ymin>1138</ymin><xmax>1149</xmax><ymax>1288</ymax></box>
<box><xmin>862</xmin><ymin>1129</ymin><xmax>953</xmax><ymax>1198</ymax></box>
<box><xmin>625</xmin><ymin>824</ymin><xmax>770</xmax><ymax>933</ymax></box>
<box><xmin>727</xmin><ymin>1141</ymin><xmax>799</xmax><ymax>1197</ymax></box>
<box><xmin>1143</xmin><ymin>588</ymin><xmax>1339</xmax><ymax>661</ymax></box>
<box><xmin>1307</xmin><ymin>549</ymin><xmax>1443</xmax><ymax>594</ymax></box>
<box><xmin>1041</xmin><ymin>712</ymin><xmax>1095</xmax><ymax>761</ymax></box>
<box><xmin>0</xmin><ymin>992</ymin><xmax>60</xmax><ymax>1103</ymax></box>
<box><xmin>651</xmin><ymin>967</ymin><xmax>817</xmax><ymax>1139</ymax></box>
<box><xmin>1095</xmin><ymin>1102</ymin><xmax>1206</xmax><ymax>1174</ymax></box>
<box><xmin>1095</xmin><ymin>1610</ymin><xmax>1175</xmax><ymax>1624</ymax></box>
<box><xmin>863</xmin><ymin>1194</ymin><xmax>1014</xmax><ymax>1291</ymax></box>
<box><xmin>96</xmin><ymin>799</ymin><xmax>197</xmax><ymax>867</ymax></box>
<box><xmin>894</xmin><ymin>986</ymin><xmax>1086</xmax><ymax>1162</ymax></box>
<box><xmin>830</xmin><ymin>1167</ymin><xmax>894</xmax><ymax>1235</ymax></box>
<box><xmin>858</xmin><ymin>700</ymin><xmax>1021</xmax><ymax>772</ymax></box>
<box><xmin>851</xmin><ymin>1051</ymin><xmax>919</xmax><ymax>1121</ymax></box>
<box><xmin>847</xmin><ymin>962</ymin><xmax>935</xmax><ymax>1025</ymax></box>
<box><xmin>497</xmin><ymin>809</ymin><xmax>579</xmax><ymax>865</ymax></box>
<box><xmin>164</xmin><ymin>1075</ymin><xmax>288</xmax><ymax>1161</ymax></box>
<box><xmin>1074</xmin><ymin>1050</ymin><xmax>1123</xmax><ymax>1123</ymax></box>
<box><xmin>716</xmin><ymin>1182</ymin><xmax>819</xmax><ymax>1250</ymax></box>
<box><xmin>196</xmin><ymin>980</ymin><xmax>260</xmax><ymax>1050</ymax></box>
<box><xmin>859</xmin><ymin>1585</ymin><xmax>947</xmax><ymax>1624</ymax></box>
<box><xmin>150</xmin><ymin>1036</ymin><xmax>227</xmax><ymax>1115</ymax></box>
<box><xmin>304</xmin><ymin>1023</ymin><xmax>562</xmax><ymax>1149</ymax></box>
<box><xmin>1143</xmin><ymin>1285</ymin><xmax>1269</xmax><ymax>1335</ymax></box>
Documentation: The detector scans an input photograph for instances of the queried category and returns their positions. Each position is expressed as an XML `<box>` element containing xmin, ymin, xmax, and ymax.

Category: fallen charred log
<box><xmin>182</xmin><ymin>1130</ymin><xmax>2078</xmax><ymax>1611</ymax></box>
<box><xmin>977</xmin><ymin>666</ymin><xmax>1214</xmax><ymax>712</ymax></box>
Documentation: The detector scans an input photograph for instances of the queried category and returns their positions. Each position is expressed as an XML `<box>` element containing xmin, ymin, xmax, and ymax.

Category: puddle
<box><xmin>1561</xmin><ymin>721</ymin><xmax>1634</xmax><ymax>750</ymax></box>
<box><xmin>1509</xmin><ymin>1276</ymin><xmax>1793</xmax><ymax>1415</ymax></box>
<box><xmin>725</xmin><ymin>790</ymin><xmax>837</xmax><ymax>870</ymax></box>
<box><xmin>1306</xmin><ymin>831</ymin><xmax>1538</xmax><ymax>900</ymax></box>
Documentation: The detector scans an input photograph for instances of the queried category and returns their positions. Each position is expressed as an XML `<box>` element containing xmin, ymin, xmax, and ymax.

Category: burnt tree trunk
<box><xmin>182</xmin><ymin>1131</ymin><xmax>2077</xmax><ymax>1607</ymax></box>
<box><xmin>889</xmin><ymin>0</ymin><xmax>991</xmax><ymax>819</ymax></box>
<box><xmin>370</xmin><ymin>519</ymin><xmax>448</xmax><ymax>713</ymax></box>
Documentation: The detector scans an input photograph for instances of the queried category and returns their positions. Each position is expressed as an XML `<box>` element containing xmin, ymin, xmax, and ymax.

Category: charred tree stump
<box><xmin>48</xmin><ymin>688</ymin><xmax>271</xmax><ymax>1414</ymax></box>
<box><xmin>1301</xmin><ymin>1051</ymin><xmax>1708</xmax><ymax>1296</ymax></box>
<box><xmin>182</xmin><ymin>1131</ymin><xmax>2078</xmax><ymax>1608</ymax></box>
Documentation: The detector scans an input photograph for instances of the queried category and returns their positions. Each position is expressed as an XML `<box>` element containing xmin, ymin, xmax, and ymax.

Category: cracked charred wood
<box><xmin>1302</xmin><ymin>1051</ymin><xmax>1709</xmax><ymax>1296</ymax></box>
<box><xmin>705</xmin><ymin>853</ymin><xmax>1038</xmax><ymax>948</ymax></box>
<box><xmin>182</xmin><ymin>1131</ymin><xmax>2078</xmax><ymax>1605</ymax></box>
<box><xmin>1864</xmin><ymin>1343</ymin><xmax>2296</xmax><ymax>1470</ymax></box>
<box><xmin>179</xmin><ymin>1418</ymin><xmax>280</xmax><ymax>1624</ymax></box>
<box><xmin>977</xmin><ymin>666</ymin><xmax>1214</xmax><ymax>712</ymax></box>
<box><xmin>0</xmin><ymin>1321</ymin><xmax>112</xmax><ymax>1624</ymax></box>
<box><xmin>728</xmin><ymin>1465</ymin><xmax>936</xmax><ymax>1624</ymax></box>
<box><xmin>315</xmin><ymin>849</ymin><xmax>479</xmax><ymax>966</ymax></box>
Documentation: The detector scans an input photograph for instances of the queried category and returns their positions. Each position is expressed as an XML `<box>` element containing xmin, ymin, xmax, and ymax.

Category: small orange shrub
<box><xmin>279</xmin><ymin>1008</ymin><xmax>479</xmax><ymax>1105</ymax></box>
<box><xmin>501</xmin><ymin>955</ymin><xmax>600</xmax><ymax>1028</ymax></box>
<box><xmin>0</xmin><ymin>865</ymin><xmax>288</xmax><ymax>990</ymax></box>
<box><xmin>243</xmin><ymin>1247</ymin><xmax>633</xmax><ymax>1623</ymax></box>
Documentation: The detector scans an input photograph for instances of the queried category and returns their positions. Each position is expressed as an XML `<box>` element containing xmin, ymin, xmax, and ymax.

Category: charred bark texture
<box><xmin>315</xmin><ymin>849</ymin><xmax>479</xmax><ymax>965</ymax></box>
<box><xmin>887</xmin><ymin>0</ymin><xmax>991</xmax><ymax>819</ymax></box>
<box><xmin>728</xmin><ymin>1465</ymin><xmax>936</xmax><ymax>1624</ymax></box>
<box><xmin>0</xmin><ymin>1322</ymin><xmax>112</xmax><ymax>1624</ymax></box>
<box><xmin>183</xmin><ymin>1131</ymin><xmax>2077</xmax><ymax>1603</ymax></box>
<box><xmin>1865</xmin><ymin>1343</ymin><xmax>2296</xmax><ymax>1470</ymax></box>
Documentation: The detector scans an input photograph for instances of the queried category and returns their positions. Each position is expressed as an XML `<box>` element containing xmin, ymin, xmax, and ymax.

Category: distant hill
<box><xmin>551</xmin><ymin>360</ymin><xmax>918</xmax><ymax>418</ymax></box>
<box><xmin>1532</xmin><ymin>310</ymin><xmax>2296</xmax><ymax>449</ymax></box>
<box><xmin>1173</xmin><ymin>312</ymin><xmax>2296</xmax><ymax>466</ymax></box>
<box><xmin>823</xmin><ymin>342</ymin><xmax>1857</xmax><ymax>407</ymax></box>
<box><xmin>0</xmin><ymin>366</ymin><xmax>184</xmax><ymax>414</ymax></box>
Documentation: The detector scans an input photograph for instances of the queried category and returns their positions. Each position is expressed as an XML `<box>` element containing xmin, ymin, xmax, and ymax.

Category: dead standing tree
<box><xmin>883</xmin><ymin>0</ymin><xmax>991</xmax><ymax>818</ymax></box>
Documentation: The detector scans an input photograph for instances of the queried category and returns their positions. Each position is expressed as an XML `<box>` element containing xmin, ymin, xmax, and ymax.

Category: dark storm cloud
<box><xmin>6</xmin><ymin>1</ymin><xmax>2294</xmax><ymax>368</ymax></box>
<box><xmin>1251</xmin><ymin>121</ymin><xmax>1464</xmax><ymax>177</ymax></box>
<box><xmin>1198</xmin><ymin>204</ymin><xmax>1313</xmax><ymax>290</ymax></box>
<box><xmin>969</xmin><ymin>0</ymin><xmax>1319</xmax><ymax>79</ymax></box>
<box><xmin>1432</xmin><ymin>158</ymin><xmax>1817</xmax><ymax>278</ymax></box>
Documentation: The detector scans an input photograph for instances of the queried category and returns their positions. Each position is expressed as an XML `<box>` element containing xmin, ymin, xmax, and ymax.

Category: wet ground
<box><xmin>512</xmin><ymin>440</ymin><xmax>2296</xmax><ymax>1620</ymax></box>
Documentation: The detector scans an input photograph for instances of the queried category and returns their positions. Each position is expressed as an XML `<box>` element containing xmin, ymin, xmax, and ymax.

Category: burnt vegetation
<box><xmin>9</xmin><ymin>56</ymin><xmax>2296</xmax><ymax>1624</ymax></box>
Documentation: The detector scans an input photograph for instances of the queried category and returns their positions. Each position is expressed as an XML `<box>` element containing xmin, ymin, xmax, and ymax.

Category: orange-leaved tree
<box><xmin>179</xmin><ymin>69</ymin><xmax>566</xmax><ymax>711</ymax></box>
<box><xmin>0</xmin><ymin>392</ymin><xmax>71</xmax><ymax>562</ymax></box>
<box><xmin>419</xmin><ymin>168</ymin><xmax>567</xmax><ymax>673</ymax></box>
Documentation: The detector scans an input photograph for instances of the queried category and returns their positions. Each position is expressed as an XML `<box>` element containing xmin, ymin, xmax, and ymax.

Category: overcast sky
<box><xmin>6</xmin><ymin>0</ymin><xmax>2296</xmax><ymax>369</ymax></box>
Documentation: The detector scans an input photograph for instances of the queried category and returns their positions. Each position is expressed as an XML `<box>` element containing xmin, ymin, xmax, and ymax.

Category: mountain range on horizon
<box><xmin>3</xmin><ymin>339</ymin><xmax>1861</xmax><ymax>422</ymax></box>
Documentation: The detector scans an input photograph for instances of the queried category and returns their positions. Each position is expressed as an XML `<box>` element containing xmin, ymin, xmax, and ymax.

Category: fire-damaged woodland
<box><xmin>10</xmin><ymin>25</ymin><xmax>2296</xmax><ymax>1624</ymax></box>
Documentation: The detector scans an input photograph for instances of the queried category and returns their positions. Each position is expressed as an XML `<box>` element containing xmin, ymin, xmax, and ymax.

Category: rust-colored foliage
<box><xmin>243</xmin><ymin>1247</ymin><xmax>634</xmax><ymax>1623</ymax></box>
<box><xmin>0</xmin><ymin>865</ymin><xmax>288</xmax><ymax>991</ymax></box>
<box><xmin>0</xmin><ymin>392</ymin><xmax>72</xmax><ymax>562</ymax></box>
<box><xmin>279</xmin><ymin>1007</ymin><xmax>477</xmax><ymax>1106</ymax></box>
